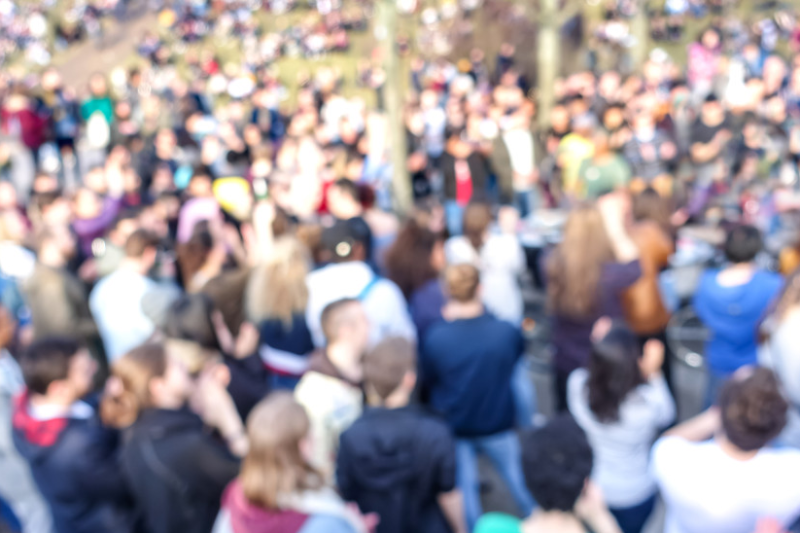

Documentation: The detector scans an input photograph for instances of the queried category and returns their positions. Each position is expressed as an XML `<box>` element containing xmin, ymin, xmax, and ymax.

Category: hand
<box><xmin>573</xmin><ymin>481</ymin><xmax>609</xmax><ymax>524</ymax></box>
<box><xmin>498</xmin><ymin>205</ymin><xmax>520</xmax><ymax>234</ymax></box>
<box><xmin>660</xmin><ymin>141</ymin><xmax>677</xmax><ymax>160</ymax></box>
<box><xmin>345</xmin><ymin>503</ymin><xmax>380</xmax><ymax>533</ymax></box>
<box><xmin>714</xmin><ymin>129</ymin><xmax>732</xmax><ymax>146</ymax></box>
<box><xmin>597</xmin><ymin>191</ymin><xmax>631</xmax><ymax>236</ymax></box>
<box><xmin>591</xmin><ymin>316</ymin><xmax>612</xmax><ymax>342</ymax></box>
<box><xmin>639</xmin><ymin>339</ymin><xmax>665</xmax><ymax>379</ymax></box>
<box><xmin>234</xmin><ymin>322</ymin><xmax>260</xmax><ymax>360</ymax></box>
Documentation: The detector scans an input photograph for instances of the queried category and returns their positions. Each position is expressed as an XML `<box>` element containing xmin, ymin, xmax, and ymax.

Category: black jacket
<box><xmin>12</xmin><ymin>394</ymin><xmax>139</xmax><ymax>533</ymax></box>
<box><xmin>337</xmin><ymin>406</ymin><xmax>457</xmax><ymax>533</ymax></box>
<box><xmin>121</xmin><ymin>408</ymin><xmax>240</xmax><ymax>533</ymax></box>
<box><xmin>441</xmin><ymin>152</ymin><xmax>492</xmax><ymax>201</ymax></box>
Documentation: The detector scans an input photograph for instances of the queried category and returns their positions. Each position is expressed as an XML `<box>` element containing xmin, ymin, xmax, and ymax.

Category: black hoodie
<box><xmin>336</xmin><ymin>406</ymin><xmax>456</xmax><ymax>533</ymax></box>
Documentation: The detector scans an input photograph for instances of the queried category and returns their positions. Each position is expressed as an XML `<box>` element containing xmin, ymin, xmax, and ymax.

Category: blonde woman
<box><xmin>246</xmin><ymin>237</ymin><xmax>315</xmax><ymax>389</ymax></box>
<box><xmin>213</xmin><ymin>392</ymin><xmax>366</xmax><ymax>533</ymax></box>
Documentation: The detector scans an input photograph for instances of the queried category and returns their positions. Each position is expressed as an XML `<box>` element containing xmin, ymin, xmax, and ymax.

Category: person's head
<box><xmin>73</xmin><ymin>187</ymin><xmax>103</xmax><ymax>220</ymax></box>
<box><xmin>632</xmin><ymin>187</ymin><xmax>672</xmax><ymax>233</ymax></box>
<box><xmin>719</xmin><ymin>368</ymin><xmax>787</xmax><ymax>452</ymax></box>
<box><xmin>240</xmin><ymin>392</ymin><xmax>322</xmax><ymax>510</ymax></box>
<box><xmin>384</xmin><ymin>219</ymin><xmax>445</xmax><ymax>299</ymax></box>
<box><xmin>724</xmin><ymin>224</ymin><xmax>762</xmax><ymax>265</ymax></box>
<box><xmin>462</xmin><ymin>202</ymin><xmax>492</xmax><ymax>251</ymax></box>
<box><xmin>245</xmin><ymin>236</ymin><xmax>310</xmax><ymax>326</ymax></box>
<box><xmin>326</xmin><ymin>178</ymin><xmax>363</xmax><ymax>220</ymax></box>
<box><xmin>592</xmin><ymin>129</ymin><xmax>611</xmax><ymax>155</ymax></box>
<box><xmin>162</xmin><ymin>293</ymin><xmax>222</xmax><ymax>352</ymax></box>
<box><xmin>547</xmin><ymin>205</ymin><xmax>613</xmax><ymax>318</ymax></box>
<box><xmin>107</xmin><ymin>209</ymin><xmax>141</xmax><ymax>247</ymax></box>
<box><xmin>701</xmin><ymin>94</ymin><xmax>725</xmax><ymax>126</ymax></box>
<box><xmin>587</xmin><ymin>324</ymin><xmax>651</xmax><ymax>422</ymax></box>
<box><xmin>700</xmin><ymin>27</ymin><xmax>721</xmax><ymax>50</ymax></box>
<box><xmin>101</xmin><ymin>344</ymin><xmax>193</xmax><ymax>428</ymax></box>
<box><xmin>20</xmin><ymin>338</ymin><xmax>96</xmax><ymax>405</ymax></box>
<box><xmin>363</xmin><ymin>337</ymin><xmax>416</xmax><ymax>407</ymax></box>
<box><xmin>571</xmin><ymin>113</ymin><xmax>597</xmax><ymax>138</ymax></box>
<box><xmin>321</xmin><ymin>218</ymin><xmax>369</xmax><ymax>263</ymax></box>
<box><xmin>88</xmin><ymin>73</ymin><xmax>109</xmax><ymax>97</ymax></box>
<box><xmin>321</xmin><ymin>298</ymin><xmax>370</xmax><ymax>351</ymax></box>
<box><xmin>444</xmin><ymin>263</ymin><xmax>480</xmax><ymax>304</ymax></box>
<box><xmin>36</xmin><ymin>225</ymin><xmax>76</xmax><ymax>264</ymax></box>
<box><xmin>124</xmin><ymin>229</ymin><xmax>160</xmax><ymax>270</ymax></box>
<box><xmin>521</xmin><ymin>415</ymin><xmax>593</xmax><ymax>512</ymax></box>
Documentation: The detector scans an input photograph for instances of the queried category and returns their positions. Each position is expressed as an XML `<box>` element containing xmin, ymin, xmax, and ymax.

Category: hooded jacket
<box><xmin>12</xmin><ymin>392</ymin><xmax>139</xmax><ymax>533</ymax></box>
<box><xmin>337</xmin><ymin>406</ymin><xmax>456</xmax><ymax>533</ymax></box>
<box><xmin>121</xmin><ymin>408</ymin><xmax>240</xmax><ymax>533</ymax></box>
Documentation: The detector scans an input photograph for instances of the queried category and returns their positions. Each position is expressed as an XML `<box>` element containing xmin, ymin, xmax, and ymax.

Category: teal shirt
<box><xmin>80</xmin><ymin>97</ymin><xmax>114</xmax><ymax>123</ymax></box>
<box><xmin>475</xmin><ymin>513</ymin><xmax>522</xmax><ymax>533</ymax></box>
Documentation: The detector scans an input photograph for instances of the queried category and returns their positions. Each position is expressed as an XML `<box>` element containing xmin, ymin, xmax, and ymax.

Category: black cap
<box><xmin>322</xmin><ymin>218</ymin><xmax>370</xmax><ymax>259</ymax></box>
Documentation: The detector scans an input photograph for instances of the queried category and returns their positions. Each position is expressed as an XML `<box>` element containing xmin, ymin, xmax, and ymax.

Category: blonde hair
<box><xmin>101</xmin><ymin>344</ymin><xmax>167</xmax><ymax>429</ymax></box>
<box><xmin>547</xmin><ymin>205</ymin><xmax>614</xmax><ymax>319</ymax></box>
<box><xmin>246</xmin><ymin>237</ymin><xmax>310</xmax><ymax>326</ymax></box>
<box><xmin>445</xmin><ymin>263</ymin><xmax>480</xmax><ymax>303</ymax></box>
<box><xmin>240</xmin><ymin>392</ymin><xmax>323</xmax><ymax>509</ymax></box>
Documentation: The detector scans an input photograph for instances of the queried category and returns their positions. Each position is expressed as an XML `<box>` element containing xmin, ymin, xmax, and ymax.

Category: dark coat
<box><xmin>121</xmin><ymin>408</ymin><xmax>240</xmax><ymax>533</ymax></box>
<box><xmin>441</xmin><ymin>152</ymin><xmax>492</xmax><ymax>201</ymax></box>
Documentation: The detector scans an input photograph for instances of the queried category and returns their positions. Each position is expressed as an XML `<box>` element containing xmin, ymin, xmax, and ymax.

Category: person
<box><xmin>557</xmin><ymin>113</ymin><xmax>596</xmax><ymax>201</ymax></box>
<box><xmin>474</xmin><ymin>415</ymin><xmax>622</xmax><ymax>533</ymax></box>
<box><xmin>246</xmin><ymin>236</ymin><xmax>315</xmax><ymax>389</ymax></box>
<box><xmin>694</xmin><ymin>225</ymin><xmax>783</xmax><ymax>404</ymax></box>
<box><xmin>489</xmin><ymin>109</ymin><xmax>538</xmax><ymax>216</ymax></box>
<box><xmin>102</xmin><ymin>343</ymin><xmax>244</xmax><ymax>533</ymax></box>
<box><xmin>295</xmin><ymin>298</ymin><xmax>368</xmax><ymax>481</ymax></box>
<box><xmin>212</xmin><ymin>392</ymin><xmax>365</xmax><ymax>533</ymax></box>
<box><xmin>421</xmin><ymin>264</ymin><xmax>534</xmax><ymax>531</ymax></box>
<box><xmin>547</xmin><ymin>194</ymin><xmax>641</xmax><ymax>411</ymax></box>
<box><xmin>89</xmin><ymin>229</ymin><xmax>165</xmax><ymax>361</ymax></box>
<box><xmin>326</xmin><ymin>178</ymin><xmax>374</xmax><ymax>262</ymax></box>
<box><xmin>653</xmin><ymin>368</ymin><xmax>800</xmax><ymax>533</ymax></box>
<box><xmin>305</xmin><ymin>219</ymin><xmax>415</xmax><ymax>348</ymax></box>
<box><xmin>688</xmin><ymin>94</ymin><xmax>731</xmax><ymax>214</ymax></box>
<box><xmin>0</xmin><ymin>308</ymin><xmax>53</xmax><ymax>533</ymax></box>
<box><xmin>383</xmin><ymin>218</ymin><xmax>447</xmax><ymax>340</ymax></box>
<box><xmin>579</xmin><ymin>129</ymin><xmax>632</xmax><ymax>200</ymax></box>
<box><xmin>337</xmin><ymin>337</ymin><xmax>467</xmax><ymax>533</ymax></box>
<box><xmin>12</xmin><ymin>337</ymin><xmax>139</xmax><ymax>533</ymax></box>
<box><xmin>760</xmin><ymin>268</ymin><xmax>800</xmax><ymax>447</ymax></box>
<box><xmin>567</xmin><ymin>324</ymin><xmax>675</xmax><ymax>533</ymax></box>
<box><xmin>441</xmin><ymin>129</ymin><xmax>492</xmax><ymax>235</ymax></box>
<box><xmin>444</xmin><ymin>203</ymin><xmax>525</xmax><ymax>325</ymax></box>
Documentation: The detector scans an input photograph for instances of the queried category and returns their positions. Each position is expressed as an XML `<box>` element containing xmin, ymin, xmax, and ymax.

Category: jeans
<box><xmin>456</xmin><ymin>431</ymin><xmax>535</xmax><ymax>531</ymax></box>
<box><xmin>513</xmin><ymin>189</ymin><xmax>540</xmax><ymax>219</ymax></box>
<box><xmin>512</xmin><ymin>357</ymin><xmax>536</xmax><ymax>429</ymax></box>
<box><xmin>445</xmin><ymin>200</ymin><xmax>465</xmax><ymax>236</ymax></box>
<box><xmin>609</xmin><ymin>494</ymin><xmax>657</xmax><ymax>533</ymax></box>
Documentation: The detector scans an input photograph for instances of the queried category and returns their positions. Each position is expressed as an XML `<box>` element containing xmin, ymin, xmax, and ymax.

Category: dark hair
<box><xmin>724</xmin><ymin>224</ymin><xmax>762</xmax><ymax>264</ymax></box>
<box><xmin>719</xmin><ymin>368</ymin><xmax>787</xmax><ymax>452</ymax></box>
<box><xmin>331</xmin><ymin>178</ymin><xmax>361</xmax><ymax>204</ymax></box>
<box><xmin>587</xmin><ymin>324</ymin><xmax>645</xmax><ymax>423</ymax></box>
<box><xmin>632</xmin><ymin>188</ymin><xmax>673</xmax><ymax>235</ymax></box>
<box><xmin>384</xmin><ymin>220</ymin><xmax>441</xmax><ymax>299</ymax></box>
<box><xmin>124</xmin><ymin>229</ymin><xmax>160</xmax><ymax>258</ymax></box>
<box><xmin>21</xmin><ymin>337</ymin><xmax>82</xmax><ymax>395</ymax></box>
<box><xmin>521</xmin><ymin>415</ymin><xmax>593</xmax><ymax>512</ymax></box>
<box><xmin>162</xmin><ymin>293</ymin><xmax>221</xmax><ymax>352</ymax></box>
<box><xmin>363</xmin><ymin>337</ymin><xmax>416</xmax><ymax>400</ymax></box>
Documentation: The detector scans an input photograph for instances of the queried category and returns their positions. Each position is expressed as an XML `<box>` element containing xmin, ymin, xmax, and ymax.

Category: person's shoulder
<box><xmin>652</xmin><ymin>435</ymin><xmax>698</xmax><ymax>467</ymax></box>
<box><xmin>475</xmin><ymin>512</ymin><xmax>522</xmax><ymax>533</ymax></box>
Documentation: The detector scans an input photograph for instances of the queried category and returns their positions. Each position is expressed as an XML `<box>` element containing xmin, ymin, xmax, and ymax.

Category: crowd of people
<box><xmin>5</xmin><ymin>0</ymin><xmax>800</xmax><ymax>533</ymax></box>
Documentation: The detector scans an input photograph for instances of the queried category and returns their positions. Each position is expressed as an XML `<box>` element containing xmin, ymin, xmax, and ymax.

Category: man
<box><xmin>578</xmin><ymin>129</ymin><xmax>632</xmax><ymax>199</ymax></box>
<box><xmin>653</xmin><ymin>368</ymin><xmax>800</xmax><ymax>533</ymax></box>
<box><xmin>326</xmin><ymin>178</ymin><xmax>373</xmax><ymax>261</ymax></box>
<box><xmin>688</xmin><ymin>94</ymin><xmax>732</xmax><ymax>213</ymax></box>
<box><xmin>305</xmin><ymin>219</ymin><xmax>415</xmax><ymax>348</ymax></box>
<box><xmin>295</xmin><ymin>299</ymin><xmax>369</xmax><ymax>480</ymax></box>
<box><xmin>338</xmin><ymin>337</ymin><xmax>467</xmax><ymax>533</ymax></box>
<box><xmin>421</xmin><ymin>264</ymin><xmax>533</xmax><ymax>531</ymax></box>
<box><xmin>12</xmin><ymin>338</ymin><xmax>138</xmax><ymax>533</ymax></box>
<box><xmin>557</xmin><ymin>113</ymin><xmax>596</xmax><ymax>200</ymax></box>
<box><xmin>490</xmin><ymin>110</ymin><xmax>538</xmax><ymax>216</ymax></box>
<box><xmin>89</xmin><ymin>229</ymin><xmax>162</xmax><ymax>361</ymax></box>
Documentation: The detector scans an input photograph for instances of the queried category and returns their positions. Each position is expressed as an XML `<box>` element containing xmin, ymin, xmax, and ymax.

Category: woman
<box><xmin>445</xmin><ymin>203</ymin><xmax>525</xmax><ymax>325</ymax></box>
<box><xmin>623</xmin><ymin>189</ymin><xmax>675</xmax><ymax>382</ymax></box>
<box><xmin>567</xmin><ymin>325</ymin><xmax>675</xmax><ymax>533</ymax></box>
<box><xmin>760</xmin><ymin>268</ymin><xmax>800</xmax><ymax>448</ymax></box>
<box><xmin>245</xmin><ymin>237</ymin><xmax>315</xmax><ymax>390</ymax></box>
<box><xmin>102</xmin><ymin>344</ymin><xmax>245</xmax><ymax>533</ymax></box>
<box><xmin>383</xmin><ymin>219</ymin><xmax>446</xmax><ymax>340</ymax></box>
<box><xmin>213</xmin><ymin>392</ymin><xmax>365</xmax><ymax>533</ymax></box>
<box><xmin>547</xmin><ymin>193</ymin><xmax>641</xmax><ymax>411</ymax></box>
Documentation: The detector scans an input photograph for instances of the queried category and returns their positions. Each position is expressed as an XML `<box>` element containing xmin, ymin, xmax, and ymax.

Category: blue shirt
<box><xmin>421</xmin><ymin>314</ymin><xmax>523</xmax><ymax>437</ymax></box>
<box><xmin>694</xmin><ymin>268</ymin><xmax>782</xmax><ymax>374</ymax></box>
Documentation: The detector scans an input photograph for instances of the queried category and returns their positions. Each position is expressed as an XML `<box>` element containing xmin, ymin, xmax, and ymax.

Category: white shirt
<box><xmin>89</xmin><ymin>268</ymin><xmax>157</xmax><ymax>362</ymax></box>
<box><xmin>305</xmin><ymin>261</ymin><xmax>416</xmax><ymax>348</ymax></box>
<box><xmin>444</xmin><ymin>233</ymin><xmax>525</xmax><ymax>325</ymax></box>
<box><xmin>568</xmin><ymin>369</ymin><xmax>675</xmax><ymax>508</ymax></box>
<box><xmin>502</xmin><ymin>128</ymin><xmax>535</xmax><ymax>184</ymax></box>
<box><xmin>653</xmin><ymin>436</ymin><xmax>800</xmax><ymax>533</ymax></box>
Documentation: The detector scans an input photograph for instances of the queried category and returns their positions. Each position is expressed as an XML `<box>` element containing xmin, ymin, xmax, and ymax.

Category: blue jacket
<box><xmin>694</xmin><ymin>268</ymin><xmax>783</xmax><ymax>374</ymax></box>
<box><xmin>421</xmin><ymin>314</ymin><xmax>523</xmax><ymax>437</ymax></box>
<box><xmin>12</xmin><ymin>393</ymin><xmax>139</xmax><ymax>533</ymax></box>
